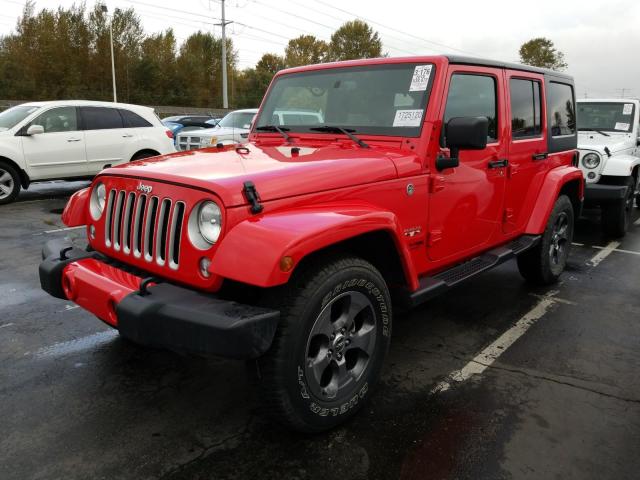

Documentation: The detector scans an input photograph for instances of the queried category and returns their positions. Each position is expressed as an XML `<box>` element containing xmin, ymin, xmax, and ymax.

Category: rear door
<box><xmin>80</xmin><ymin>106</ymin><xmax>133</xmax><ymax>174</ymax></box>
<box><xmin>21</xmin><ymin>106</ymin><xmax>87</xmax><ymax>179</ymax></box>
<box><xmin>427</xmin><ymin>66</ymin><xmax>508</xmax><ymax>261</ymax></box>
<box><xmin>502</xmin><ymin>72</ymin><xmax>548</xmax><ymax>233</ymax></box>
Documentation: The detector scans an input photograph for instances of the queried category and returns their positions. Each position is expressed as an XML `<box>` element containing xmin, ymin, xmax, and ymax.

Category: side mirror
<box><xmin>26</xmin><ymin>124</ymin><xmax>45</xmax><ymax>136</ymax></box>
<box><xmin>437</xmin><ymin>116</ymin><xmax>488</xmax><ymax>171</ymax></box>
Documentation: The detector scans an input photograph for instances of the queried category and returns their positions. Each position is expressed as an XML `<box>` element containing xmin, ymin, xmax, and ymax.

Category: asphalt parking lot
<box><xmin>1</xmin><ymin>182</ymin><xmax>639</xmax><ymax>480</ymax></box>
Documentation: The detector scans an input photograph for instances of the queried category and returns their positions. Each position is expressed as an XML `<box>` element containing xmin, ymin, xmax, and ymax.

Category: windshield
<box><xmin>218</xmin><ymin>112</ymin><xmax>255</xmax><ymax>129</ymax></box>
<box><xmin>577</xmin><ymin>102</ymin><xmax>636</xmax><ymax>133</ymax></box>
<box><xmin>255</xmin><ymin>63</ymin><xmax>434</xmax><ymax>137</ymax></box>
<box><xmin>0</xmin><ymin>105</ymin><xmax>40</xmax><ymax>131</ymax></box>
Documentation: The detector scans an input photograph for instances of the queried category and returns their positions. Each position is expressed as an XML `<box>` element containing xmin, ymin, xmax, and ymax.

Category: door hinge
<box><xmin>429</xmin><ymin>175</ymin><xmax>445</xmax><ymax>194</ymax></box>
<box><xmin>503</xmin><ymin>208</ymin><xmax>515</xmax><ymax>223</ymax></box>
<box><xmin>428</xmin><ymin>229</ymin><xmax>443</xmax><ymax>246</ymax></box>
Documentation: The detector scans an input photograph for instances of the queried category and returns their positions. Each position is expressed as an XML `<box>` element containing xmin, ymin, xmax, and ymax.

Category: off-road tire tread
<box><xmin>517</xmin><ymin>195</ymin><xmax>573</xmax><ymax>285</ymax></box>
<box><xmin>255</xmin><ymin>255</ymin><xmax>388</xmax><ymax>432</ymax></box>
<box><xmin>601</xmin><ymin>177</ymin><xmax>634</xmax><ymax>238</ymax></box>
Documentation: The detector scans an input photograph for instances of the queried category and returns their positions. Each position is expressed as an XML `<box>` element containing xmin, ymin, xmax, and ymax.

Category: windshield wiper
<box><xmin>255</xmin><ymin>125</ymin><xmax>292</xmax><ymax>143</ymax></box>
<box><xmin>578</xmin><ymin>128</ymin><xmax>610</xmax><ymax>137</ymax></box>
<box><xmin>310</xmin><ymin>126</ymin><xmax>370</xmax><ymax>148</ymax></box>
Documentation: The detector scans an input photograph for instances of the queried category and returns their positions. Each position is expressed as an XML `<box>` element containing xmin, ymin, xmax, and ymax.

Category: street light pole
<box><xmin>220</xmin><ymin>0</ymin><xmax>228</xmax><ymax>109</ymax></box>
<box><xmin>101</xmin><ymin>4</ymin><xmax>117</xmax><ymax>103</ymax></box>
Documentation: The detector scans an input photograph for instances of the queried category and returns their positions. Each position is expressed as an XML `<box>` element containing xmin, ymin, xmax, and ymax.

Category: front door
<box><xmin>503</xmin><ymin>72</ymin><xmax>548</xmax><ymax>233</ymax></box>
<box><xmin>428</xmin><ymin>66</ymin><xmax>508</xmax><ymax>262</ymax></box>
<box><xmin>21</xmin><ymin>106</ymin><xmax>87</xmax><ymax>180</ymax></box>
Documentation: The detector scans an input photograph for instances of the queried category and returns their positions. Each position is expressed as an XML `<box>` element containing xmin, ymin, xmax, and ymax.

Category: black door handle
<box><xmin>532</xmin><ymin>152</ymin><xmax>548</xmax><ymax>161</ymax></box>
<box><xmin>488</xmin><ymin>159</ymin><xmax>508</xmax><ymax>169</ymax></box>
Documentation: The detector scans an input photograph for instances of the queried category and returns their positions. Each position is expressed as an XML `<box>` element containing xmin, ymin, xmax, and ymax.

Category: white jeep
<box><xmin>577</xmin><ymin>98</ymin><xmax>640</xmax><ymax>236</ymax></box>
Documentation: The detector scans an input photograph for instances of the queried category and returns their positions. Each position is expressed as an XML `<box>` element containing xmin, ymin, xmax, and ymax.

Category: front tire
<box><xmin>255</xmin><ymin>256</ymin><xmax>392</xmax><ymax>432</ymax></box>
<box><xmin>602</xmin><ymin>177</ymin><xmax>634</xmax><ymax>238</ymax></box>
<box><xmin>518</xmin><ymin>195</ymin><xmax>574</xmax><ymax>285</ymax></box>
<box><xmin>0</xmin><ymin>162</ymin><xmax>21</xmax><ymax>205</ymax></box>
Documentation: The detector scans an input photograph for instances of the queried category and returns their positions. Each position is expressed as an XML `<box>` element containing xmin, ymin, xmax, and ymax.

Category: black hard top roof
<box><xmin>446</xmin><ymin>55</ymin><xmax>573</xmax><ymax>81</ymax></box>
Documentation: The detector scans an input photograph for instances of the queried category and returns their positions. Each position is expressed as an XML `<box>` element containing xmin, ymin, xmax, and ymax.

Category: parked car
<box><xmin>176</xmin><ymin>109</ymin><xmax>258</xmax><ymax>151</ymax></box>
<box><xmin>162</xmin><ymin>115</ymin><xmax>222</xmax><ymax>130</ymax></box>
<box><xmin>576</xmin><ymin>98</ymin><xmax>640</xmax><ymax>236</ymax></box>
<box><xmin>0</xmin><ymin>100</ymin><xmax>176</xmax><ymax>204</ymax></box>
<box><xmin>40</xmin><ymin>56</ymin><xmax>583</xmax><ymax>432</ymax></box>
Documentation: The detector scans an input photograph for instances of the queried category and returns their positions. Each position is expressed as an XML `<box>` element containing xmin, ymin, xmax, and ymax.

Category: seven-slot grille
<box><xmin>104</xmin><ymin>188</ymin><xmax>186</xmax><ymax>270</ymax></box>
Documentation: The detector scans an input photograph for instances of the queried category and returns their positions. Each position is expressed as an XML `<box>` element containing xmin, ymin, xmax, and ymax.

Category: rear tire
<box><xmin>601</xmin><ymin>177</ymin><xmax>634</xmax><ymax>238</ymax></box>
<box><xmin>254</xmin><ymin>256</ymin><xmax>392</xmax><ymax>432</ymax></box>
<box><xmin>0</xmin><ymin>161</ymin><xmax>21</xmax><ymax>205</ymax></box>
<box><xmin>518</xmin><ymin>195</ymin><xmax>574</xmax><ymax>285</ymax></box>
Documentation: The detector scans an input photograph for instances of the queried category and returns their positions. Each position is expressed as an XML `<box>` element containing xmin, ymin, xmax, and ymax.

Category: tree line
<box><xmin>0</xmin><ymin>2</ymin><xmax>383</xmax><ymax>109</ymax></box>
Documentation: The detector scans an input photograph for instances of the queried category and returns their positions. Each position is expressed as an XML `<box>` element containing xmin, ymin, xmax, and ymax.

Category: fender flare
<box><xmin>210</xmin><ymin>204</ymin><xmax>418</xmax><ymax>289</ymax></box>
<box><xmin>62</xmin><ymin>187</ymin><xmax>89</xmax><ymax>226</ymax></box>
<box><xmin>601</xmin><ymin>153</ymin><xmax>640</xmax><ymax>177</ymax></box>
<box><xmin>525</xmin><ymin>166</ymin><xmax>584</xmax><ymax>234</ymax></box>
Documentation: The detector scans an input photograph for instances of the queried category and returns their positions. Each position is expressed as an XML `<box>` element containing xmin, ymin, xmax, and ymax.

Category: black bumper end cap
<box><xmin>584</xmin><ymin>183</ymin><xmax>629</xmax><ymax>203</ymax></box>
<box><xmin>39</xmin><ymin>239</ymin><xmax>96</xmax><ymax>299</ymax></box>
<box><xmin>116</xmin><ymin>283</ymin><xmax>280</xmax><ymax>360</ymax></box>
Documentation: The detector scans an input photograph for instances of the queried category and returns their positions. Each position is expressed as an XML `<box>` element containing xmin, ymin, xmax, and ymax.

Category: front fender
<box><xmin>61</xmin><ymin>187</ymin><xmax>89</xmax><ymax>227</ymax></box>
<box><xmin>210</xmin><ymin>204</ymin><xmax>417</xmax><ymax>289</ymax></box>
<box><xmin>525</xmin><ymin>166</ymin><xmax>584</xmax><ymax>234</ymax></box>
<box><xmin>601</xmin><ymin>154</ymin><xmax>640</xmax><ymax>177</ymax></box>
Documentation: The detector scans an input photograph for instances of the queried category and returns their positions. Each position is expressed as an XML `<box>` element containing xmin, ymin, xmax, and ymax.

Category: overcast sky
<box><xmin>2</xmin><ymin>0</ymin><xmax>639</xmax><ymax>99</ymax></box>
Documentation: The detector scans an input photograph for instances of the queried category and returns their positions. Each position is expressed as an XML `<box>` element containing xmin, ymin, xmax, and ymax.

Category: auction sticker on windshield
<box><xmin>614</xmin><ymin>122</ymin><xmax>630</xmax><ymax>131</ymax></box>
<box><xmin>409</xmin><ymin>65</ymin><xmax>432</xmax><ymax>92</ymax></box>
<box><xmin>623</xmin><ymin>104</ymin><xmax>633</xmax><ymax>115</ymax></box>
<box><xmin>393</xmin><ymin>109</ymin><xmax>423</xmax><ymax>127</ymax></box>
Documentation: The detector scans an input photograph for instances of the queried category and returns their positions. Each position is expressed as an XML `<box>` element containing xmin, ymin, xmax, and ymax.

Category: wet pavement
<box><xmin>1</xmin><ymin>181</ymin><xmax>639</xmax><ymax>479</ymax></box>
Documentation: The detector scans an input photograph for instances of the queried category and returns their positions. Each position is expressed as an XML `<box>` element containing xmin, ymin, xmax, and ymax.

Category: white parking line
<box><xmin>31</xmin><ymin>330</ymin><xmax>118</xmax><ymax>359</ymax></box>
<box><xmin>635</xmin><ymin>217</ymin><xmax>640</xmax><ymax>226</ymax></box>
<box><xmin>587</xmin><ymin>241</ymin><xmax>622</xmax><ymax>267</ymax></box>
<box><xmin>0</xmin><ymin>323</ymin><xmax>15</xmax><ymax>329</ymax></box>
<box><xmin>431</xmin><ymin>291</ymin><xmax>562</xmax><ymax>394</ymax></box>
<box><xmin>591</xmin><ymin>245</ymin><xmax>640</xmax><ymax>256</ymax></box>
<box><xmin>32</xmin><ymin>225</ymin><xmax>85</xmax><ymax>236</ymax></box>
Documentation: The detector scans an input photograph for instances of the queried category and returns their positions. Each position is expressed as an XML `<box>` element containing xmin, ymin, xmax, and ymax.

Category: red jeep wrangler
<box><xmin>40</xmin><ymin>56</ymin><xmax>583</xmax><ymax>432</ymax></box>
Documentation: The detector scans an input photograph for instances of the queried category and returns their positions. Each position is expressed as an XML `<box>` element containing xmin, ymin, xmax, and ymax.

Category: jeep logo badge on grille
<box><xmin>137</xmin><ymin>184</ymin><xmax>153</xmax><ymax>194</ymax></box>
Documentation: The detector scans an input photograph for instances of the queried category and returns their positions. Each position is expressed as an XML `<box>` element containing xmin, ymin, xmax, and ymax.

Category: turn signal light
<box><xmin>280</xmin><ymin>256</ymin><xmax>294</xmax><ymax>272</ymax></box>
<box><xmin>165</xmin><ymin>129</ymin><xmax>174</xmax><ymax>139</ymax></box>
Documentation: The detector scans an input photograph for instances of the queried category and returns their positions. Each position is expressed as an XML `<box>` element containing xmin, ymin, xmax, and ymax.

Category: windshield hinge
<box><xmin>243</xmin><ymin>181</ymin><xmax>264</xmax><ymax>214</ymax></box>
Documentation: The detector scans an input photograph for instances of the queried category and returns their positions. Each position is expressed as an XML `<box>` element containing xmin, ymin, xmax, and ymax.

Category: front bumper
<box><xmin>584</xmin><ymin>183</ymin><xmax>629</xmax><ymax>205</ymax></box>
<box><xmin>39</xmin><ymin>240</ymin><xmax>279</xmax><ymax>359</ymax></box>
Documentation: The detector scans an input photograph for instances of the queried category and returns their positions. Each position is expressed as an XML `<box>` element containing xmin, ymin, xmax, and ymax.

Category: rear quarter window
<box><xmin>545</xmin><ymin>79</ymin><xmax>577</xmax><ymax>153</ymax></box>
<box><xmin>81</xmin><ymin>107</ymin><xmax>123</xmax><ymax>130</ymax></box>
<box><xmin>120</xmin><ymin>109</ymin><xmax>153</xmax><ymax>128</ymax></box>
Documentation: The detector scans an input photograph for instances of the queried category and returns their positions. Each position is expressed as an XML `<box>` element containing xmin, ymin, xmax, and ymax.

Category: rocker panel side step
<box><xmin>408</xmin><ymin>235</ymin><xmax>540</xmax><ymax>307</ymax></box>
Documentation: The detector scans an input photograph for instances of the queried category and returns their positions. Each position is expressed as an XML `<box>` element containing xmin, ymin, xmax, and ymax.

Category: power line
<box><xmin>309</xmin><ymin>0</ymin><xmax>478</xmax><ymax>56</ymax></box>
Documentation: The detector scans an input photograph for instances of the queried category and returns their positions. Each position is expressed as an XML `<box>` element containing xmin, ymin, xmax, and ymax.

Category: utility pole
<box><xmin>217</xmin><ymin>0</ymin><xmax>233</xmax><ymax>109</ymax></box>
<box><xmin>101</xmin><ymin>4</ymin><xmax>117</xmax><ymax>102</ymax></box>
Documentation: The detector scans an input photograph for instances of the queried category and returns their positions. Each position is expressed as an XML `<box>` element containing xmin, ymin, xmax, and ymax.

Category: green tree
<box><xmin>327</xmin><ymin>20</ymin><xmax>382</xmax><ymax>61</ymax></box>
<box><xmin>519</xmin><ymin>37</ymin><xmax>568</xmax><ymax>71</ymax></box>
<box><xmin>284</xmin><ymin>35</ymin><xmax>328</xmax><ymax>67</ymax></box>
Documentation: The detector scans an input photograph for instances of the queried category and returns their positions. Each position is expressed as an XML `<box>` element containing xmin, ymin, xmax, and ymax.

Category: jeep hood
<box><xmin>102</xmin><ymin>143</ymin><xmax>416</xmax><ymax>207</ymax></box>
<box><xmin>578</xmin><ymin>133</ymin><xmax>633</xmax><ymax>154</ymax></box>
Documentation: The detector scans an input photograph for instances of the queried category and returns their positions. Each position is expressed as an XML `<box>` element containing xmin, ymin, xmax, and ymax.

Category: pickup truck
<box><xmin>39</xmin><ymin>56</ymin><xmax>583</xmax><ymax>432</ymax></box>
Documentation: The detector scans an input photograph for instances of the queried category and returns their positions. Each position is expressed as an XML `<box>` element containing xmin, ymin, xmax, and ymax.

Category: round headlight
<box><xmin>582</xmin><ymin>153</ymin><xmax>601</xmax><ymax>169</ymax></box>
<box><xmin>188</xmin><ymin>201</ymin><xmax>222</xmax><ymax>249</ymax></box>
<box><xmin>89</xmin><ymin>182</ymin><xmax>107</xmax><ymax>220</ymax></box>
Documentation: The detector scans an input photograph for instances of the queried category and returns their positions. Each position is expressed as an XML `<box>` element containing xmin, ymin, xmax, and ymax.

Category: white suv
<box><xmin>577</xmin><ymin>99</ymin><xmax>640</xmax><ymax>236</ymax></box>
<box><xmin>0</xmin><ymin>100</ymin><xmax>176</xmax><ymax>204</ymax></box>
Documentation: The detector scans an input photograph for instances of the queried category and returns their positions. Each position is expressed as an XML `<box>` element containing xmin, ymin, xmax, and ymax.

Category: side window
<box><xmin>81</xmin><ymin>107</ymin><xmax>123</xmax><ymax>130</ymax></box>
<box><xmin>32</xmin><ymin>107</ymin><xmax>78</xmax><ymax>133</ymax></box>
<box><xmin>510</xmin><ymin>79</ymin><xmax>542</xmax><ymax>139</ymax></box>
<box><xmin>444</xmin><ymin>74</ymin><xmax>498</xmax><ymax>142</ymax></box>
<box><xmin>548</xmin><ymin>82</ymin><xmax>576</xmax><ymax>137</ymax></box>
<box><xmin>119</xmin><ymin>109</ymin><xmax>152</xmax><ymax>128</ymax></box>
